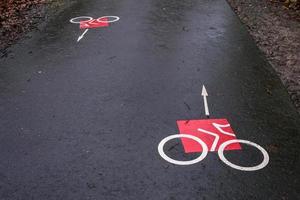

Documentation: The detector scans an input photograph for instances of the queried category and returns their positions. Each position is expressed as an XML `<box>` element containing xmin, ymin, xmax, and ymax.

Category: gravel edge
<box><xmin>226</xmin><ymin>0</ymin><xmax>300</xmax><ymax>113</ymax></box>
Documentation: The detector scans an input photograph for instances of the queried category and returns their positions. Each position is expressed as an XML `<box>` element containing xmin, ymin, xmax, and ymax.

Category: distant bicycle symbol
<box><xmin>158</xmin><ymin>123</ymin><xmax>270</xmax><ymax>171</ymax></box>
<box><xmin>69</xmin><ymin>15</ymin><xmax>120</xmax><ymax>42</ymax></box>
<box><xmin>70</xmin><ymin>16</ymin><xmax>120</xmax><ymax>24</ymax></box>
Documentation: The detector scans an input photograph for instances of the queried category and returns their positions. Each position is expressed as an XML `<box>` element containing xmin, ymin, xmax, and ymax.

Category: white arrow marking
<box><xmin>201</xmin><ymin>85</ymin><xmax>210</xmax><ymax>117</ymax></box>
<box><xmin>77</xmin><ymin>29</ymin><xmax>89</xmax><ymax>42</ymax></box>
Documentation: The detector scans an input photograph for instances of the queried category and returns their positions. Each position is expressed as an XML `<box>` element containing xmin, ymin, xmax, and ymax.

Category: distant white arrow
<box><xmin>201</xmin><ymin>85</ymin><xmax>210</xmax><ymax>117</ymax></box>
<box><xmin>77</xmin><ymin>29</ymin><xmax>89</xmax><ymax>42</ymax></box>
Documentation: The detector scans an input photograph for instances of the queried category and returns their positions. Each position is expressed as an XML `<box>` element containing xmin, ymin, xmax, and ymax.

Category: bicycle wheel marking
<box><xmin>158</xmin><ymin>134</ymin><xmax>208</xmax><ymax>165</ymax></box>
<box><xmin>97</xmin><ymin>16</ymin><xmax>120</xmax><ymax>23</ymax></box>
<box><xmin>218</xmin><ymin>139</ymin><xmax>269</xmax><ymax>171</ymax></box>
<box><xmin>70</xmin><ymin>16</ymin><xmax>93</xmax><ymax>24</ymax></box>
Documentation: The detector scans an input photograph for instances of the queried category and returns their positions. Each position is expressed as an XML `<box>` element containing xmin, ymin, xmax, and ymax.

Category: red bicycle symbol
<box><xmin>158</xmin><ymin>121</ymin><xmax>270</xmax><ymax>171</ymax></box>
<box><xmin>157</xmin><ymin>86</ymin><xmax>270</xmax><ymax>172</ymax></box>
<box><xmin>69</xmin><ymin>16</ymin><xmax>120</xmax><ymax>42</ymax></box>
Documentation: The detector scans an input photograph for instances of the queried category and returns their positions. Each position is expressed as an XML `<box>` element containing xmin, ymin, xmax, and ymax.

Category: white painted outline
<box><xmin>218</xmin><ymin>139</ymin><xmax>269</xmax><ymax>171</ymax></box>
<box><xmin>70</xmin><ymin>16</ymin><xmax>93</xmax><ymax>24</ymax></box>
<box><xmin>97</xmin><ymin>16</ymin><xmax>120</xmax><ymax>23</ymax></box>
<box><xmin>158</xmin><ymin>134</ymin><xmax>208</xmax><ymax>165</ymax></box>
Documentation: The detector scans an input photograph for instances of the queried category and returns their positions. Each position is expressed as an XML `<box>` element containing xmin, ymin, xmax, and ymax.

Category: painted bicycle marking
<box><xmin>79</xmin><ymin>18</ymin><xmax>109</xmax><ymax>29</ymax></box>
<box><xmin>157</xmin><ymin>85</ymin><xmax>270</xmax><ymax>172</ymax></box>
<box><xmin>69</xmin><ymin>16</ymin><xmax>120</xmax><ymax>42</ymax></box>
<box><xmin>177</xmin><ymin>119</ymin><xmax>241</xmax><ymax>153</ymax></box>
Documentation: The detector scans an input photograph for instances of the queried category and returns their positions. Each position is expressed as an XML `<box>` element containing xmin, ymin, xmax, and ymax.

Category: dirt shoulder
<box><xmin>227</xmin><ymin>0</ymin><xmax>300</xmax><ymax>113</ymax></box>
<box><xmin>0</xmin><ymin>0</ymin><xmax>73</xmax><ymax>57</ymax></box>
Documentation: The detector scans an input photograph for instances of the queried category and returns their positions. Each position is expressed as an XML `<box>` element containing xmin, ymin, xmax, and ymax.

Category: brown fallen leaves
<box><xmin>227</xmin><ymin>0</ymin><xmax>300</xmax><ymax>112</ymax></box>
<box><xmin>282</xmin><ymin>0</ymin><xmax>300</xmax><ymax>9</ymax></box>
<box><xmin>270</xmin><ymin>0</ymin><xmax>300</xmax><ymax>9</ymax></box>
<box><xmin>0</xmin><ymin>0</ymin><xmax>46</xmax><ymax>51</ymax></box>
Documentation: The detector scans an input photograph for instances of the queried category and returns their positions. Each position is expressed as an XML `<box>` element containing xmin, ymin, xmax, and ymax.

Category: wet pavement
<box><xmin>0</xmin><ymin>0</ymin><xmax>299</xmax><ymax>199</ymax></box>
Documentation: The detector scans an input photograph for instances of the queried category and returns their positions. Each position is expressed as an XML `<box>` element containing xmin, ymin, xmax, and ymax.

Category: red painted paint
<box><xmin>177</xmin><ymin>119</ymin><xmax>241</xmax><ymax>153</ymax></box>
<box><xmin>80</xmin><ymin>18</ymin><xmax>109</xmax><ymax>29</ymax></box>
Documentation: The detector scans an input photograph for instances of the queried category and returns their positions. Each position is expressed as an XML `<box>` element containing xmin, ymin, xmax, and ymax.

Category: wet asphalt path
<box><xmin>0</xmin><ymin>0</ymin><xmax>300</xmax><ymax>199</ymax></box>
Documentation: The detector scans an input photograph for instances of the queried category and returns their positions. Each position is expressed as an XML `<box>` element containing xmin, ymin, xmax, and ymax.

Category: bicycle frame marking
<box><xmin>79</xmin><ymin>18</ymin><xmax>109</xmax><ymax>29</ymax></box>
<box><xmin>177</xmin><ymin>119</ymin><xmax>241</xmax><ymax>153</ymax></box>
<box><xmin>197</xmin><ymin>127</ymin><xmax>220</xmax><ymax>151</ymax></box>
<box><xmin>196</xmin><ymin>123</ymin><xmax>237</xmax><ymax>151</ymax></box>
